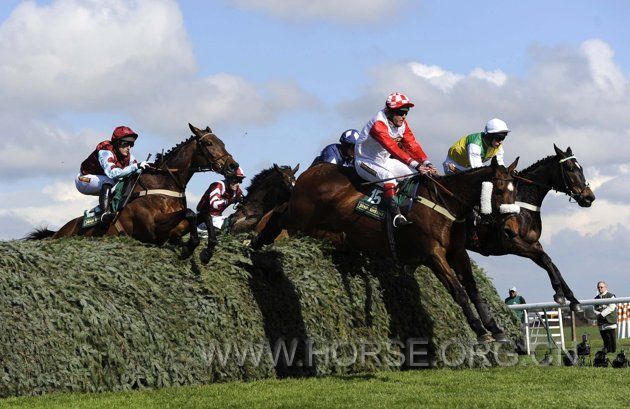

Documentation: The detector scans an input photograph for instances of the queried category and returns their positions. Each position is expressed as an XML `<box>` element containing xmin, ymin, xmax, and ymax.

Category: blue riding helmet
<box><xmin>339</xmin><ymin>129</ymin><xmax>360</xmax><ymax>145</ymax></box>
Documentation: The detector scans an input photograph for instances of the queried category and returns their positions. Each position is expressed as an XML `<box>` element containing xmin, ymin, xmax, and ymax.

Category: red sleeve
<box><xmin>400</xmin><ymin>122</ymin><xmax>428</xmax><ymax>163</ymax></box>
<box><xmin>369</xmin><ymin>121</ymin><xmax>415</xmax><ymax>165</ymax></box>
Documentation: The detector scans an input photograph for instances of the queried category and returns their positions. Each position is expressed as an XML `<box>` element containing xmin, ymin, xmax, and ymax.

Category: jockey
<box><xmin>196</xmin><ymin>167</ymin><xmax>246</xmax><ymax>260</ymax></box>
<box><xmin>310</xmin><ymin>129</ymin><xmax>360</xmax><ymax>168</ymax></box>
<box><xmin>443</xmin><ymin>118</ymin><xmax>509</xmax><ymax>174</ymax></box>
<box><xmin>355</xmin><ymin>92</ymin><xmax>437</xmax><ymax>227</ymax></box>
<box><xmin>76</xmin><ymin>126</ymin><xmax>149</xmax><ymax>223</ymax></box>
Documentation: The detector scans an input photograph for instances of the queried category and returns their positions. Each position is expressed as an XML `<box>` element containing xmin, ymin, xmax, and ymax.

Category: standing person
<box><xmin>505</xmin><ymin>286</ymin><xmax>527</xmax><ymax>352</ymax></box>
<box><xmin>594</xmin><ymin>281</ymin><xmax>617</xmax><ymax>353</ymax></box>
<box><xmin>310</xmin><ymin>129</ymin><xmax>360</xmax><ymax>168</ymax></box>
<box><xmin>196</xmin><ymin>168</ymin><xmax>246</xmax><ymax>262</ymax></box>
<box><xmin>77</xmin><ymin>126</ymin><xmax>149</xmax><ymax>223</ymax></box>
<box><xmin>443</xmin><ymin>118</ymin><xmax>510</xmax><ymax>174</ymax></box>
<box><xmin>505</xmin><ymin>286</ymin><xmax>527</xmax><ymax>323</ymax></box>
<box><xmin>354</xmin><ymin>92</ymin><xmax>437</xmax><ymax>227</ymax></box>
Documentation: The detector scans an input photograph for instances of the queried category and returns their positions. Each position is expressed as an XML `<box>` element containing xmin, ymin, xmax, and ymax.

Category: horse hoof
<box><xmin>553</xmin><ymin>294</ymin><xmax>566</xmax><ymax>305</ymax></box>
<box><xmin>199</xmin><ymin>249</ymin><xmax>213</xmax><ymax>265</ymax></box>
<box><xmin>492</xmin><ymin>333</ymin><xmax>510</xmax><ymax>344</ymax></box>
<box><xmin>477</xmin><ymin>333</ymin><xmax>495</xmax><ymax>344</ymax></box>
<box><xmin>570</xmin><ymin>303</ymin><xmax>582</xmax><ymax>313</ymax></box>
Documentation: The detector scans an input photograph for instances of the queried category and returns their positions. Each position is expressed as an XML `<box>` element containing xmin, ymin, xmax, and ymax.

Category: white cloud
<box><xmin>228</xmin><ymin>0</ymin><xmax>402</xmax><ymax>23</ymax></box>
<box><xmin>0</xmin><ymin>0</ymin><xmax>196</xmax><ymax>111</ymax></box>
<box><xmin>0</xmin><ymin>0</ymin><xmax>319</xmax><ymax>177</ymax></box>
<box><xmin>581</xmin><ymin>39</ymin><xmax>627</xmax><ymax>97</ymax></box>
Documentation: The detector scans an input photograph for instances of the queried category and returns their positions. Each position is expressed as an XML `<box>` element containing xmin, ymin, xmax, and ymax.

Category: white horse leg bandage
<box><xmin>480</xmin><ymin>181</ymin><xmax>493</xmax><ymax>214</ymax></box>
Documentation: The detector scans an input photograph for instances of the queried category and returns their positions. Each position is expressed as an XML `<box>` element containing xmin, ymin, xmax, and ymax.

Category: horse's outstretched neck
<box><xmin>434</xmin><ymin>167</ymin><xmax>493</xmax><ymax>217</ymax></box>
<box><xmin>23</xmin><ymin>227</ymin><xmax>56</xmax><ymax>240</ymax></box>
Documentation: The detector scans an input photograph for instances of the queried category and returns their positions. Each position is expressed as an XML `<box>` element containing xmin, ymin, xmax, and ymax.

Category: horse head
<box><xmin>189</xmin><ymin>123</ymin><xmax>240</xmax><ymax>177</ymax></box>
<box><xmin>553</xmin><ymin>144</ymin><xmax>595</xmax><ymax>207</ymax></box>
<box><xmin>489</xmin><ymin>156</ymin><xmax>520</xmax><ymax>239</ymax></box>
<box><xmin>273</xmin><ymin>163</ymin><xmax>300</xmax><ymax>190</ymax></box>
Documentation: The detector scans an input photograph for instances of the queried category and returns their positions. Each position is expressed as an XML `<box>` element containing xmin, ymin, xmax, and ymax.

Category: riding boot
<box><xmin>384</xmin><ymin>196</ymin><xmax>411</xmax><ymax>227</ymax></box>
<box><xmin>99</xmin><ymin>184</ymin><xmax>115</xmax><ymax>224</ymax></box>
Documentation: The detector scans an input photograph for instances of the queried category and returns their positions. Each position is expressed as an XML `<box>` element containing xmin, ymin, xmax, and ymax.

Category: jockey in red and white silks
<box><xmin>75</xmin><ymin>126</ymin><xmax>149</xmax><ymax>223</ymax></box>
<box><xmin>196</xmin><ymin>168</ymin><xmax>246</xmax><ymax>262</ymax></box>
<box><xmin>76</xmin><ymin>126</ymin><xmax>148</xmax><ymax>195</ymax></box>
<box><xmin>354</xmin><ymin>92</ymin><xmax>437</xmax><ymax>226</ymax></box>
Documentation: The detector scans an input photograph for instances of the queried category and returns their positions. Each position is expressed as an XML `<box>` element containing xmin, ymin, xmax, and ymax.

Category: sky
<box><xmin>0</xmin><ymin>0</ymin><xmax>628</xmax><ymax>302</ymax></box>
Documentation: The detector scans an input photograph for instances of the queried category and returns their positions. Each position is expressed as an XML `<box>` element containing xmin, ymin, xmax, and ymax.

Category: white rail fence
<box><xmin>508</xmin><ymin>297</ymin><xmax>630</xmax><ymax>355</ymax></box>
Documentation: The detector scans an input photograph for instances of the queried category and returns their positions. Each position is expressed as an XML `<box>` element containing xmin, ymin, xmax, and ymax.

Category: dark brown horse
<box><xmin>468</xmin><ymin>145</ymin><xmax>595</xmax><ymax>310</ymax></box>
<box><xmin>26</xmin><ymin>124</ymin><xmax>239</xmax><ymax>260</ymax></box>
<box><xmin>227</xmin><ymin>163</ymin><xmax>299</xmax><ymax>233</ymax></box>
<box><xmin>255</xmin><ymin>157</ymin><xmax>520</xmax><ymax>342</ymax></box>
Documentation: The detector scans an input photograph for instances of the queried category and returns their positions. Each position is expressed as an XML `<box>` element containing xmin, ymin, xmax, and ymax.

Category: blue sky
<box><xmin>0</xmin><ymin>0</ymin><xmax>629</xmax><ymax>302</ymax></box>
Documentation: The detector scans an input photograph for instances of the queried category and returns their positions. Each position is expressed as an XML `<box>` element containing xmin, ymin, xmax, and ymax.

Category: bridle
<box><xmin>192</xmin><ymin>133</ymin><xmax>235</xmax><ymax>174</ymax></box>
<box><xmin>512</xmin><ymin>155</ymin><xmax>590</xmax><ymax>203</ymax></box>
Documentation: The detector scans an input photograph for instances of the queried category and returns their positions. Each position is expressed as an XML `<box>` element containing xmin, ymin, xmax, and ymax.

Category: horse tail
<box><xmin>23</xmin><ymin>227</ymin><xmax>56</xmax><ymax>240</ymax></box>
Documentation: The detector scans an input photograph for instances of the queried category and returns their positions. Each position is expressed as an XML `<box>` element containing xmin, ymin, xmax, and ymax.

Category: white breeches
<box><xmin>355</xmin><ymin>157</ymin><xmax>415</xmax><ymax>187</ymax></box>
<box><xmin>198</xmin><ymin>215</ymin><xmax>228</xmax><ymax>230</ymax></box>
<box><xmin>75</xmin><ymin>174</ymin><xmax>115</xmax><ymax>195</ymax></box>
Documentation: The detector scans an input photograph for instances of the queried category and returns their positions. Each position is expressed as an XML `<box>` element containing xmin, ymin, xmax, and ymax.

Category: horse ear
<box><xmin>273</xmin><ymin>163</ymin><xmax>280</xmax><ymax>172</ymax></box>
<box><xmin>189</xmin><ymin>123</ymin><xmax>201</xmax><ymax>136</ymax></box>
<box><xmin>491</xmin><ymin>156</ymin><xmax>499</xmax><ymax>167</ymax></box>
<box><xmin>553</xmin><ymin>143</ymin><xmax>563</xmax><ymax>156</ymax></box>
<box><xmin>292</xmin><ymin>163</ymin><xmax>300</xmax><ymax>174</ymax></box>
<box><xmin>566</xmin><ymin>146</ymin><xmax>573</xmax><ymax>155</ymax></box>
<box><xmin>508</xmin><ymin>157</ymin><xmax>520</xmax><ymax>174</ymax></box>
<box><xmin>205</xmin><ymin>126</ymin><xmax>212</xmax><ymax>133</ymax></box>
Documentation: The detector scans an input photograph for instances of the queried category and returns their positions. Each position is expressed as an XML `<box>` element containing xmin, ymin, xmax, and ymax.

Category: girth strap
<box><xmin>414</xmin><ymin>196</ymin><xmax>465</xmax><ymax>223</ymax></box>
<box><xmin>515</xmin><ymin>201</ymin><xmax>541</xmax><ymax>212</ymax></box>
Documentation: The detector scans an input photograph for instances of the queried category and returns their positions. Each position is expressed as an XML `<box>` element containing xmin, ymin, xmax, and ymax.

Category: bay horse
<box><xmin>255</xmin><ymin>157</ymin><xmax>521</xmax><ymax>342</ymax></box>
<box><xmin>467</xmin><ymin>145</ymin><xmax>595</xmax><ymax>310</ymax></box>
<box><xmin>26</xmin><ymin>124</ymin><xmax>240</xmax><ymax>260</ymax></box>
<box><xmin>227</xmin><ymin>163</ymin><xmax>299</xmax><ymax>233</ymax></box>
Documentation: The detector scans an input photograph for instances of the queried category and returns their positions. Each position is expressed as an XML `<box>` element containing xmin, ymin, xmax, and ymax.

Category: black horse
<box><xmin>227</xmin><ymin>164</ymin><xmax>299</xmax><ymax>233</ymax></box>
<box><xmin>467</xmin><ymin>145</ymin><xmax>595</xmax><ymax>310</ymax></box>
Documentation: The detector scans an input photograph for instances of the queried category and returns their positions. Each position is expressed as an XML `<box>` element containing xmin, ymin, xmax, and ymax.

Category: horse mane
<box><xmin>246</xmin><ymin>165</ymin><xmax>291</xmax><ymax>192</ymax></box>
<box><xmin>154</xmin><ymin>135</ymin><xmax>197</xmax><ymax>166</ymax></box>
<box><xmin>519</xmin><ymin>154</ymin><xmax>557</xmax><ymax>175</ymax></box>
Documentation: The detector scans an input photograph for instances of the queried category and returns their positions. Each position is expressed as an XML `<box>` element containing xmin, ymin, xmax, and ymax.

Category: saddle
<box><xmin>354</xmin><ymin>177</ymin><xmax>418</xmax><ymax>221</ymax></box>
<box><xmin>81</xmin><ymin>176</ymin><xmax>135</xmax><ymax>229</ymax></box>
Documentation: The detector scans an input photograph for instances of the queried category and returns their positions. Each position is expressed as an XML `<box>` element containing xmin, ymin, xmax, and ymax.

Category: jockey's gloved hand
<box><xmin>138</xmin><ymin>161</ymin><xmax>151</xmax><ymax>170</ymax></box>
<box><xmin>415</xmin><ymin>164</ymin><xmax>432</xmax><ymax>175</ymax></box>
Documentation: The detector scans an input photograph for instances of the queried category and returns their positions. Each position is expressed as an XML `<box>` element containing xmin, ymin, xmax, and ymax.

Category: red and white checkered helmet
<box><xmin>111</xmin><ymin>126</ymin><xmax>138</xmax><ymax>142</ymax></box>
<box><xmin>385</xmin><ymin>92</ymin><xmax>415</xmax><ymax>110</ymax></box>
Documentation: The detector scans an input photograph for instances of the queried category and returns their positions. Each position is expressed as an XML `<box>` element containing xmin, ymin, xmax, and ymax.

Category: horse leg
<box><xmin>448</xmin><ymin>250</ymin><xmax>507</xmax><ymax>342</ymax></box>
<box><xmin>168</xmin><ymin>211</ymin><xmax>198</xmax><ymax>260</ymax></box>
<box><xmin>183</xmin><ymin>209</ymin><xmax>200</xmax><ymax>259</ymax></box>
<box><xmin>427</xmin><ymin>251</ymin><xmax>491</xmax><ymax>342</ymax></box>
<box><xmin>511</xmin><ymin>240</ymin><xmax>578</xmax><ymax>308</ymax></box>
<box><xmin>251</xmin><ymin>203</ymin><xmax>288</xmax><ymax>250</ymax></box>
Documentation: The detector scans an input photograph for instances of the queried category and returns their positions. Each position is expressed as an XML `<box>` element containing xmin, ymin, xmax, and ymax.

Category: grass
<box><xmin>2</xmin><ymin>365</ymin><xmax>629</xmax><ymax>409</ymax></box>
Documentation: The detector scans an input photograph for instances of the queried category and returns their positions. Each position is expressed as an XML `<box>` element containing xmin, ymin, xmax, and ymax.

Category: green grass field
<box><xmin>3</xmin><ymin>365</ymin><xmax>629</xmax><ymax>409</ymax></box>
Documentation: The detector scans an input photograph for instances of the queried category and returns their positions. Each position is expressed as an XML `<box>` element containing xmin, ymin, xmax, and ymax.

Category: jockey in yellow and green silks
<box><xmin>443</xmin><ymin>118</ymin><xmax>510</xmax><ymax>174</ymax></box>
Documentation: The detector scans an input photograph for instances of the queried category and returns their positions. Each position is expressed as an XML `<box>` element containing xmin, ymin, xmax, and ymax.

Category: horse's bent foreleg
<box><xmin>427</xmin><ymin>250</ymin><xmax>490</xmax><ymax>342</ymax></box>
<box><xmin>252</xmin><ymin>203</ymin><xmax>288</xmax><ymax>249</ymax></box>
<box><xmin>511</xmin><ymin>240</ymin><xmax>577</xmax><ymax>306</ymax></box>
<box><xmin>168</xmin><ymin>211</ymin><xmax>198</xmax><ymax>259</ymax></box>
<box><xmin>448</xmin><ymin>250</ymin><xmax>506</xmax><ymax>340</ymax></box>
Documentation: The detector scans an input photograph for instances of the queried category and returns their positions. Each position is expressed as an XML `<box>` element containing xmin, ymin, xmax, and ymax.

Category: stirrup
<box><xmin>392</xmin><ymin>214</ymin><xmax>412</xmax><ymax>227</ymax></box>
<box><xmin>100</xmin><ymin>212</ymin><xmax>115</xmax><ymax>224</ymax></box>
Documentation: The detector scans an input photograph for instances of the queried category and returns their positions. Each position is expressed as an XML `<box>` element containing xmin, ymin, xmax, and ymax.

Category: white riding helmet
<box><xmin>484</xmin><ymin>118</ymin><xmax>510</xmax><ymax>134</ymax></box>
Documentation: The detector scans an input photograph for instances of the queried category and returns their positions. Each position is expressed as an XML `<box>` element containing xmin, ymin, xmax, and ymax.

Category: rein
<box><xmin>513</xmin><ymin>155</ymin><xmax>588</xmax><ymax>204</ymax></box>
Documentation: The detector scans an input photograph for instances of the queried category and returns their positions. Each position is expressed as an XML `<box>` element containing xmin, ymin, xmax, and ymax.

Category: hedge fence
<box><xmin>0</xmin><ymin>234</ymin><xmax>519</xmax><ymax>397</ymax></box>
